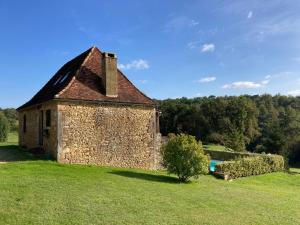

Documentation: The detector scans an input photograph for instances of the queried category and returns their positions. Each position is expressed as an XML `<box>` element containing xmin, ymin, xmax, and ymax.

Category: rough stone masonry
<box><xmin>18</xmin><ymin>46</ymin><xmax>162</xmax><ymax>170</ymax></box>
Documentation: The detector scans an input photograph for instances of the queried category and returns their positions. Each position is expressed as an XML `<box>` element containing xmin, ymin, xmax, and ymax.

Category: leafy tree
<box><xmin>157</xmin><ymin>95</ymin><xmax>300</xmax><ymax>164</ymax></box>
<box><xmin>2</xmin><ymin>108</ymin><xmax>18</xmax><ymax>131</ymax></box>
<box><xmin>162</xmin><ymin>134</ymin><xmax>209</xmax><ymax>182</ymax></box>
<box><xmin>0</xmin><ymin>112</ymin><xmax>9</xmax><ymax>142</ymax></box>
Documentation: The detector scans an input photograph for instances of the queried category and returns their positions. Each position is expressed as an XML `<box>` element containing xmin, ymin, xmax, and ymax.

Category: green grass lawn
<box><xmin>0</xmin><ymin>134</ymin><xmax>300</xmax><ymax>225</ymax></box>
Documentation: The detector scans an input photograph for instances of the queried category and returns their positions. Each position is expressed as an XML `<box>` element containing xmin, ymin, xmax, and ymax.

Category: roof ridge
<box><xmin>55</xmin><ymin>47</ymin><xmax>95</xmax><ymax>98</ymax></box>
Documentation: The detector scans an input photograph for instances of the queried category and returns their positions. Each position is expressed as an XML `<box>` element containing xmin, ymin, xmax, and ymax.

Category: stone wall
<box><xmin>18</xmin><ymin>102</ymin><xmax>58</xmax><ymax>158</ymax></box>
<box><xmin>57</xmin><ymin>102</ymin><xmax>162</xmax><ymax>170</ymax></box>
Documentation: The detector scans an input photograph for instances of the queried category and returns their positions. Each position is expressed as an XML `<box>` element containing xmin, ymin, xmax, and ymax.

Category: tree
<box><xmin>157</xmin><ymin>95</ymin><xmax>300</xmax><ymax>164</ymax></box>
<box><xmin>2</xmin><ymin>108</ymin><xmax>18</xmax><ymax>131</ymax></box>
<box><xmin>162</xmin><ymin>134</ymin><xmax>209</xmax><ymax>182</ymax></box>
<box><xmin>0</xmin><ymin>112</ymin><xmax>9</xmax><ymax>142</ymax></box>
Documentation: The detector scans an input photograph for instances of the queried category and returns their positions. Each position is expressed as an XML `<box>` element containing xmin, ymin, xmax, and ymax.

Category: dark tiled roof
<box><xmin>18</xmin><ymin>47</ymin><xmax>154</xmax><ymax>110</ymax></box>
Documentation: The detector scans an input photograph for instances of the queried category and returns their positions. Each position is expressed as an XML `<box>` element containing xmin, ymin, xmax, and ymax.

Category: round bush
<box><xmin>0</xmin><ymin>112</ymin><xmax>9</xmax><ymax>142</ymax></box>
<box><xmin>162</xmin><ymin>134</ymin><xmax>209</xmax><ymax>182</ymax></box>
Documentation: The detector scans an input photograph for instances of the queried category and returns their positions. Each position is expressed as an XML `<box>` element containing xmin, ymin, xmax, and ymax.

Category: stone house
<box><xmin>17</xmin><ymin>46</ymin><xmax>161</xmax><ymax>170</ymax></box>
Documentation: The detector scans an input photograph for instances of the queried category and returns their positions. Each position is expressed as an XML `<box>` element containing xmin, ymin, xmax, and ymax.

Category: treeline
<box><xmin>0</xmin><ymin>108</ymin><xmax>18</xmax><ymax>141</ymax></box>
<box><xmin>157</xmin><ymin>95</ymin><xmax>300</xmax><ymax>165</ymax></box>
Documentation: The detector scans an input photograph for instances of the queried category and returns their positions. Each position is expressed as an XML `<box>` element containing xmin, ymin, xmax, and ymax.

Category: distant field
<box><xmin>0</xmin><ymin>132</ymin><xmax>18</xmax><ymax>147</ymax></box>
<box><xmin>203</xmin><ymin>144</ymin><xmax>234</xmax><ymax>152</ymax></box>
<box><xmin>0</xmin><ymin>134</ymin><xmax>299</xmax><ymax>225</ymax></box>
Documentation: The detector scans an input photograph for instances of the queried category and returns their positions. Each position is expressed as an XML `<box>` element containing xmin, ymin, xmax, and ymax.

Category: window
<box><xmin>53</xmin><ymin>76</ymin><xmax>61</xmax><ymax>86</ymax></box>
<box><xmin>59</xmin><ymin>71</ymin><xmax>71</xmax><ymax>84</ymax></box>
<box><xmin>46</xmin><ymin>110</ymin><xmax>51</xmax><ymax>127</ymax></box>
<box><xmin>23</xmin><ymin>114</ymin><xmax>26</xmax><ymax>133</ymax></box>
<box><xmin>53</xmin><ymin>71</ymin><xmax>71</xmax><ymax>86</ymax></box>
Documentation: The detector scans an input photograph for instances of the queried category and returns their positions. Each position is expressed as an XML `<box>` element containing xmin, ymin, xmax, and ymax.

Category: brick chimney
<box><xmin>102</xmin><ymin>52</ymin><xmax>118</xmax><ymax>97</ymax></box>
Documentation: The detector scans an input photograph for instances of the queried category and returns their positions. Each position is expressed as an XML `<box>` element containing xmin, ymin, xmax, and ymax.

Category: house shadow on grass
<box><xmin>0</xmin><ymin>145</ymin><xmax>52</xmax><ymax>162</ymax></box>
<box><xmin>109</xmin><ymin>170</ymin><xmax>181</xmax><ymax>184</ymax></box>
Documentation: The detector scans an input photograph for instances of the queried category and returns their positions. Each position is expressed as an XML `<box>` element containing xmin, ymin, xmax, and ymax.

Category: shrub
<box><xmin>162</xmin><ymin>134</ymin><xmax>209</xmax><ymax>182</ymax></box>
<box><xmin>0</xmin><ymin>112</ymin><xmax>9</xmax><ymax>142</ymax></box>
<box><xmin>215</xmin><ymin>154</ymin><xmax>285</xmax><ymax>179</ymax></box>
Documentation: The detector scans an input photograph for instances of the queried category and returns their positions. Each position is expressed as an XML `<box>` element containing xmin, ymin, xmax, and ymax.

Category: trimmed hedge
<box><xmin>204</xmin><ymin>149</ymin><xmax>256</xmax><ymax>161</ymax></box>
<box><xmin>215</xmin><ymin>154</ymin><xmax>285</xmax><ymax>179</ymax></box>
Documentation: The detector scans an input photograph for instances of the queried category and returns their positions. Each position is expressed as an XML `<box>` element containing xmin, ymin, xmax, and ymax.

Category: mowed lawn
<box><xmin>0</xmin><ymin>134</ymin><xmax>300</xmax><ymax>225</ymax></box>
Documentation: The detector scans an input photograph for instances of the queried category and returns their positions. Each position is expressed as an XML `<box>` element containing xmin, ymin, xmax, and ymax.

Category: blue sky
<box><xmin>1</xmin><ymin>0</ymin><xmax>300</xmax><ymax>108</ymax></box>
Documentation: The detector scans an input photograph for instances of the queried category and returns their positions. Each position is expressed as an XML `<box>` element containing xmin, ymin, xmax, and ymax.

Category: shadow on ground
<box><xmin>0</xmin><ymin>145</ymin><xmax>49</xmax><ymax>162</ymax></box>
<box><xmin>109</xmin><ymin>170</ymin><xmax>181</xmax><ymax>184</ymax></box>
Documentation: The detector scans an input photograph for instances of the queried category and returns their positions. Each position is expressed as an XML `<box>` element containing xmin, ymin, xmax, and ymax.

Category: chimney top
<box><xmin>103</xmin><ymin>52</ymin><xmax>117</xmax><ymax>58</ymax></box>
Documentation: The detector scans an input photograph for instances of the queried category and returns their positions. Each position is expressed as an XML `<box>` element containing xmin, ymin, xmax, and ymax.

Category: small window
<box><xmin>59</xmin><ymin>71</ymin><xmax>71</xmax><ymax>84</ymax></box>
<box><xmin>23</xmin><ymin>114</ymin><xmax>27</xmax><ymax>133</ymax></box>
<box><xmin>53</xmin><ymin>76</ymin><xmax>62</xmax><ymax>86</ymax></box>
<box><xmin>46</xmin><ymin>110</ymin><xmax>51</xmax><ymax>127</ymax></box>
<box><xmin>53</xmin><ymin>71</ymin><xmax>71</xmax><ymax>86</ymax></box>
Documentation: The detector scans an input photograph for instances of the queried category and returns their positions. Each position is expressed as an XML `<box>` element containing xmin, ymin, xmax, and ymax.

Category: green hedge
<box><xmin>204</xmin><ymin>149</ymin><xmax>256</xmax><ymax>161</ymax></box>
<box><xmin>215</xmin><ymin>154</ymin><xmax>285</xmax><ymax>179</ymax></box>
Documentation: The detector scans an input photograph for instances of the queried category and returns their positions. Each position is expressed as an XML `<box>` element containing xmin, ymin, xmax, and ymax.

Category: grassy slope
<box><xmin>0</xmin><ymin>134</ymin><xmax>299</xmax><ymax>225</ymax></box>
<box><xmin>203</xmin><ymin>144</ymin><xmax>234</xmax><ymax>152</ymax></box>
<box><xmin>0</xmin><ymin>132</ymin><xmax>18</xmax><ymax>146</ymax></box>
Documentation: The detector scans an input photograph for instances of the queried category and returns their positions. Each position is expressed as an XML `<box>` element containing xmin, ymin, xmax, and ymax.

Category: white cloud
<box><xmin>222</xmin><ymin>81</ymin><xmax>262</xmax><ymax>89</ymax></box>
<box><xmin>188</xmin><ymin>42</ymin><xmax>216</xmax><ymax>52</ymax></box>
<box><xmin>287</xmin><ymin>90</ymin><xmax>300</xmax><ymax>96</ymax></box>
<box><xmin>201</xmin><ymin>43</ymin><xmax>215</xmax><ymax>52</ymax></box>
<box><xmin>247</xmin><ymin>11</ymin><xmax>253</xmax><ymax>19</ymax></box>
<box><xmin>261</xmin><ymin>75</ymin><xmax>272</xmax><ymax>84</ymax></box>
<box><xmin>247</xmin><ymin>14</ymin><xmax>300</xmax><ymax>42</ymax></box>
<box><xmin>222</xmin><ymin>73</ymin><xmax>279</xmax><ymax>90</ymax></box>
<box><xmin>196</xmin><ymin>76</ymin><xmax>216</xmax><ymax>83</ymax></box>
<box><xmin>215</xmin><ymin>1</ymin><xmax>300</xmax><ymax>44</ymax></box>
<box><xmin>265</xmin><ymin>75</ymin><xmax>272</xmax><ymax>79</ymax></box>
<box><xmin>261</xmin><ymin>79</ymin><xmax>270</xmax><ymax>85</ymax></box>
<box><xmin>139</xmin><ymin>79</ymin><xmax>148</xmax><ymax>84</ymax></box>
<box><xmin>189</xmin><ymin>20</ymin><xmax>199</xmax><ymax>27</ymax></box>
<box><xmin>187</xmin><ymin>41</ymin><xmax>199</xmax><ymax>49</ymax></box>
<box><xmin>118</xmin><ymin>59</ymin><xmax>149</xmax><ymax>70</ymax></box>
<box><xmin>164</xmin><ymin>16</ymin><xmax>199</xmax><ymax>32</ymax></box>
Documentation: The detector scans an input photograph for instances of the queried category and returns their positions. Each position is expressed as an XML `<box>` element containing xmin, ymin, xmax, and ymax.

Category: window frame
<box><xmin>45</xmin><ymin>110</ymin><xmax>51</xmax><ymax>128</ymax></box>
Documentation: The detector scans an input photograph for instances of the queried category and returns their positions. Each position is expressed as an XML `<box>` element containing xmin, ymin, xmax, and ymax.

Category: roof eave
<box><xmin>17</xmin><ymin>97</ymin><xmax>156</xmax><ymax>111</ymax></box>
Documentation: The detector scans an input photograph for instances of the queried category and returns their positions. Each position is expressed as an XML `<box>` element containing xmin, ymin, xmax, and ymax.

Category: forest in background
<box><xmin>1</xmin><ymin>94</ymin><xmax>300</xmax><ymax>165</ymax></box>
<box><xmin>0</xmin><ymin>108</ymin><xmax>18</xmax><ymax>132</ymax></box>
<box><xmin>157</xmin><ymin>94</ymin><xmax>300</xmax><ymax>165</ymax></box>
